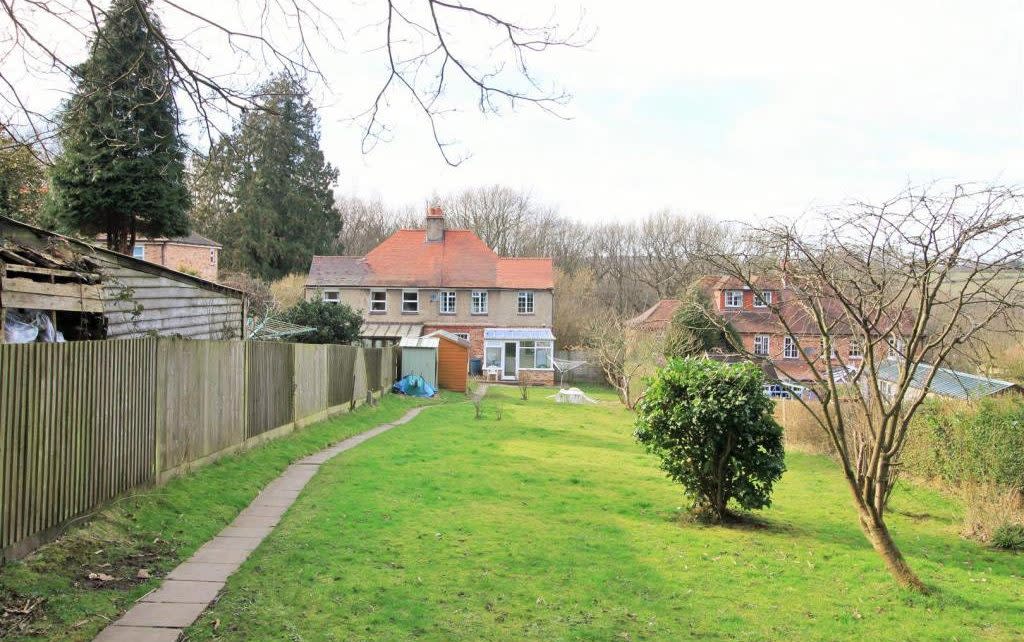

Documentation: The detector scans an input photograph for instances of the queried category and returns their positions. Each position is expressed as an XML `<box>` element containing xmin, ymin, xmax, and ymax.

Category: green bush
<box><xmin>991</xmin><ymin>524</ymin><xmax>1024</xmax><ymax>551</ymax></box>
<box><xmin>281</xmin><ymin>300</ymin><xmax>362</xmax><ymax>344</ymax></box>
<box><xmin>634</xmin><ymin>358</ymin><xmax>786</xmax><ymax>522</ymax></box>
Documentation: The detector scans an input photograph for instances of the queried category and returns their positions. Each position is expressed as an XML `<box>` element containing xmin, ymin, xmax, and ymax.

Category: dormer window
<box><xmin>753</xmin><ymin>291</ymin><xmax>772</xmax><ymax>308</ymax></box>
<box><xmin>724</xmin><ymin>290</ymin><xmax>743</xmax><ymax>308</ymax></box>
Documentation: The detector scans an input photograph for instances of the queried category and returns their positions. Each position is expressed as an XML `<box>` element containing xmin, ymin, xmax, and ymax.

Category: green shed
<box><xmin>399</xmin><ymin>336</ymin><xmax>439</xmax><ymax>389</ymax></box>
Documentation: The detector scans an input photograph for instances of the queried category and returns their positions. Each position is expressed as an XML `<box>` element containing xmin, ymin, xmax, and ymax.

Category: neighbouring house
<box><xmin>2</xmin><ymin>216</ymin><xmax>245</xmax><ymax>342</ymax></box>
<box><xmin>876</xmin><ymin>360</ymin><xmax>1022</xmax><ymax>401</ymax></box>
<box><xmin>695</xmin><ymin>275</ymin><xmax>911</xmax><ymax>390</ymax></box>
<box><xmin>625</xmin><ymin>299</ymin><xmax>683</xmax><ymax>333</ymax></box>
<box><xmin>305</xmin><ymin>206</ymin><xmax>555</xmax><ymax>384</ymax></box>
<box><xmin>97</xmin><ymin>232</ymin><xmax>221</xmax><ymax>281</ymax></box>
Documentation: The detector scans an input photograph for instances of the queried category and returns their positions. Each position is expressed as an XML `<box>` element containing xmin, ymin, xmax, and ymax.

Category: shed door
<box><xmin>401</xmin><ymin>348</ymin><xmax>438</xmax><ymax>389</ymax></box>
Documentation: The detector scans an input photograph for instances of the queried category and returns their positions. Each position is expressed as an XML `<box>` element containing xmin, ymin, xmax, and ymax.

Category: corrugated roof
<box><xmin>484</xmin><ymin>327</ymin><xmax>556</xmax><ymax>341</ymax></box>
<box><xmin>306</xmin><ymin>228</ymin><xmax>553</xmax><ymax>289</ymax></box>
<box><xmin>97</xmin><ymin>232</ymin><xmax>223</xmax><ymax>248</ymax></box>
<box><xmin>876</xmin><ymin>359</ymin><xmax>1019</xmax><ymax>400</ymax></box>
<box><xmin>361</xmin><ymin>322</ymin><xmax>422</xmax><ymax>339</ymax></box>
<box><xmin>399</xmin><ymin>336</ymin><xmax>439</xmax><ymax>348</ymax></box>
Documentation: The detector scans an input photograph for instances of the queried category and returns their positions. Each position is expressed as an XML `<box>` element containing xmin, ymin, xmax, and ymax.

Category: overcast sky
<box><xmin>321</xmin><ymin>1</ymin><xmax>1024</xmax><ymax>223</ymax></box>
<box><xmin>9</xmin><ymin>1</ymin><xmax>1024</xmax><ymax>224</ymax></box>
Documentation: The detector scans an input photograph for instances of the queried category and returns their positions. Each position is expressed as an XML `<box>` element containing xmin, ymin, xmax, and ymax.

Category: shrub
<box><xmin>281</xmin><ymin>300</ymin><xmax>362</xmax><ymax>344</ymax></box>
<box><xmin>991</xmin><ymin>523</ymin><xmax>1024</xmax><ymax>551</ymax></box>
<box><xmin>270</xmin><ymin>273</ymin><xmax>307</xmax><ymax>310</ymax></box>
<box><xmin>634</xmin><ymin>358</ymin><xmax>786</xmax><ymax>522</ymax></box>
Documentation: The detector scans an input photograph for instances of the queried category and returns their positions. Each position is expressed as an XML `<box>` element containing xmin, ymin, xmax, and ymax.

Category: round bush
<box><xmin>634</xmin><ymin>358</ymin><xmax>786</xmax><ymax>522</ymax></box>
<box><xmin>991</xmin><ymin>524</ymin><xmax>1024</xmax><ymax>551</ymax></box>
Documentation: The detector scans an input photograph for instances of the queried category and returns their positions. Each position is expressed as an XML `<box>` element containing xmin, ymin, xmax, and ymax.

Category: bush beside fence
<box><xmin>0</xmin><ymin>338</ymin><xmax>399</xmax><ymax>560</ymax></box>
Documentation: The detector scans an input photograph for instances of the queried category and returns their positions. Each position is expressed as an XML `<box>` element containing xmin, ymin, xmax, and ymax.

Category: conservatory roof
<box><xmin>484</xmin><ymin>327</ymin><xmax>556</xmax><ymax>341</ymax></box>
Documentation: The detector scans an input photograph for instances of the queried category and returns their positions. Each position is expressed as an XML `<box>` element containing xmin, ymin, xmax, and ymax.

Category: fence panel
<box><xmin>157</xmin><ymin>340</ymin><xmax>245</xmax><ymax>473</ymax></box>
<box><xmin>294</xmin><ymin>344</ymin><xmax>329</xmax><ymax>420</ymax></box>
<box><xmin>380</xmin><ymin>346</ymin><xmax>396</xmax><ymax>389</ymax></box>
<box><xmin>245</xmin><ymin>341</ymin><xmax>295</xmax><ymax>438</ymax></box>
<box><xmin>327</xmin><ymin>346</ymin><xmax>357</xmax><ymax>407</ymax></box>
<box><xmin>0</xmin><ymin>339</ymin><xmax>156</xmax><ymax>554</ymax></box>
<box><xmin>363</xmin><ymin>348</ymin><xmax>383</xmax><ymax>392</ymax></box>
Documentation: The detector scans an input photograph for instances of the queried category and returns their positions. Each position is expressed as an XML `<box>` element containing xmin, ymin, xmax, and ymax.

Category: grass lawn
<box><xmin>0</xmin><ymin>393</ymin><xmax>438</xmax><ymax>642</ymax></box>
<box><xmin>185</xmin><ymin>384</ymin><xmax>1023</xmax><ymax>641</ymax></box>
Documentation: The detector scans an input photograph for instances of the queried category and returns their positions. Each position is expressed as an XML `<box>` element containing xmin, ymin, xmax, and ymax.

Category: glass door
<box><xmin>503</xmin><ymin>341</ymin><xmax>517</xmax><ymax>379</ymax></box>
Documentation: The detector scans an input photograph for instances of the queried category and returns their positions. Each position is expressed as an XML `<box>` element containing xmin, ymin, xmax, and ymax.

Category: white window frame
<box><xmin>887</xmin><ymin>336</ymin><xmax>905</xmax><ymax>359</ymax></box>
<box><xmin>132</xmin><ymin>244</ymin><xmax>145</xmax><ymax>260</ymax></box>
<box><xmin>517</xmin><ymin>290</ymin><xmax>535</xmax><ymax>314</ymax></box>
<box><xmin>471</xmin><ymin>290</ymin><xmax>489</xmax><ymax>315</ymax></box>
<box><xmin>322</xmin><ymin>290</ymin><xmax>340</xmax><ymax>304</ymax></box>
<box><xmin>454</xmin><ymin>332</ymin><xmax>470</xmax><ymax>342</ymax></box>
<box><xmin>783</xmin><ymin>336</ymin><xmax>798</xmax><ymax>359</ymax></box>
<box><xmin>369</xmin><ymin>289</ymin><xmax>387</xmax><ymax>313</ymax></box>
<box><xmin>724</xmin><ymin>290</ymin><xmax>744</xmax><ymax>308</ymax></box>
<box><xmin>754</xmin><ymin>334</ymin><xmax>771</xmax><ymax>356</ymax></box>
<box><xmin>849</xmin><ymin>339</ymin><xmax>863</xmax><ymax>359</ymax></box>
<box><xmin>517</xmin><ymin>340</ymin><xmax>553</xmax><ymax>370</ymax></box>
<box><xmin>402</xmin><ymin>289</ymin><xmax>419</xmax><ymax>314</ymax></box>
<box><xmin>439</xmin><ymin>290</ymin><xmax>457</xmax><ymax>314</ymax></box>
<box><xmin>753</xmin><ymin>291</ymin><xmax>772</xmax><ymax>308</ymax></box>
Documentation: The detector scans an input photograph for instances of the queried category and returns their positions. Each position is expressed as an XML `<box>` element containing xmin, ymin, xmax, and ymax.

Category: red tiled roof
<box><xmin>626</xmin><ymin>299</ymin><xmax>683</xmax><ymax>331</ymax></box>
<box><xmin>307</xmin><ymin>229</ymin><xmax>553</xmax><ymax>289</ymax></box>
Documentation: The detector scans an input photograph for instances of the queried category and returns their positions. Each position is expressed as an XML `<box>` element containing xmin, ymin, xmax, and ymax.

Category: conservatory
<box><xmin>483</xmin><ymin>327</ymin><xmax>556</xmax><ymax>383</ymax></box>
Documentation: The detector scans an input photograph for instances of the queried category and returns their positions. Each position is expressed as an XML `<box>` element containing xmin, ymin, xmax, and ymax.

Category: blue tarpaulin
<box><xmin>392</xmin><ymin>374</ymin><xmax>436</xmax><ymax>397</ymax></box>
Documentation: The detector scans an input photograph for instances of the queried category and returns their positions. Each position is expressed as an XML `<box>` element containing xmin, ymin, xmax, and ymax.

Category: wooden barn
<box><xmin>1</xmin><ymin>216</ymin><xmax>245</xmax><ymax>343</ymax></box>
<box><xmin>425</xmin><ymin>330</ymin><xmax>471</xmax><ymax>392</ymax></box>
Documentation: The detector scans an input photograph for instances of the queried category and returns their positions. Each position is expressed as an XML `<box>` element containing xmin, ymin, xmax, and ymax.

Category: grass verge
<box><xmin>0</xmin><ymin>392</ymin><xmax>438</xmax><ymax>642</ymax></box>
<box><xmin>186</xmin><ymin>384</ymin><xmax>1022</xmax><ymax>641</ymax></box>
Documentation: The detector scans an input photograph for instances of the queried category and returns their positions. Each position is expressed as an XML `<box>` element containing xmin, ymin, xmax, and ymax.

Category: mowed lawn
<box><xmin>188</xmin><ymin>385</ymin><xmax>1023</xmax><ymax>641</ymax></box>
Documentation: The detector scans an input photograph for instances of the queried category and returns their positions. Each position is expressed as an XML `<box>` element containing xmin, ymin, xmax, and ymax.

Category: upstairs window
<box><xmin>440</xmin><ymin>290</ymin><xmax>457</xmax><ymax>314</ymax></box>
<box><xmin>402</xmin><ymin>290</ymin><xmax>419</xmax><ymax>313</ymax></box>
<box><xmin>132</xmin><ymin>244</ymin><xmax>145</xmax><ymax>260</ymax></box>
<box><xmin>849</xmin><ymin>339</ymin><xmax>863</xmax><ymax>359</ymax></box>
<box><xmin>753</xmin><ymin>291</ymin><xmax>772</xmax><ymax>308</ymax></box>
<box><xmin>783</xmin><ymin>336</ymin><xmax>798</xmax><ymax>359</ymax></box>
<box><xmin>754</xmin><ymin>334</ymin><xmax>771</xmax><ymax>356</ymax></box>
<box><xmin>323</xmin><ymin>290</ymin><xmax>340</xmax><ymax>304</ymax></box>
<box><xmin>518</xmin><ymin>291</ymin><xmax>535</xmax><ymax>314</ymax></box>
<box><xmin>724</xmin><ymin>290</ymin><xmax>744</xmax><ymax>308</ymax></box>
<box><xmin>471</xmin><ymin>290</ymin><xmax>488</xmax><ymax>314</ymax></box>
<box><xmin>369</xmin><ymin>290</ymin><xmax>387</xmax><ymax>313</ymax></box>
<box><xmin>887</xmin><ymin>336</ymin><xmax>905</xmax><ymax>359</ymax></box>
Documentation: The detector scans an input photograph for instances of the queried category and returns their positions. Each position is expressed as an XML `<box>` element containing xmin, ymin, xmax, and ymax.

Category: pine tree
<box><xmin>49</xmin><ymin>0</ymin><xmax>189</xmax><ymax>253</ymax></box>
<box><xmin>195</xmin><ymin>75</ymin><xmax>340</xmax><ymax>281</ymax></box>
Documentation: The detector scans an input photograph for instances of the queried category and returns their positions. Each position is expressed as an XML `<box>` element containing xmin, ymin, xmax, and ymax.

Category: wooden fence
<box><xmin>0</xmin><ymin>338</ymin><xmax>398</xmax><ymax>560</ymax></box>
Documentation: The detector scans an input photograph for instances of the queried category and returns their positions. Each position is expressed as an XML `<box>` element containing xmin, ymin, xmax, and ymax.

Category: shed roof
<box><xmin>423</xmin><ymin>329</ymin><xmax>471</xmax><ymax>348</ymax></box>
<box><xmin>876</xmin><ymin>359</ymin><xmax>1020</xmax><ymax>400</ymax></box>
<box><xmin>484</xmin><ymin>327</ymin><xmax>556</xmax><ymax>341</ymax></box>
<box><xmin>399</xmin><ymin>336</ymin><xmax>439</xmax><ymax>348</ymax></box>
<box><xmin>247</xmin><ymin>317</ymin><xmax>315</xmax><ymax>340</ymax></box>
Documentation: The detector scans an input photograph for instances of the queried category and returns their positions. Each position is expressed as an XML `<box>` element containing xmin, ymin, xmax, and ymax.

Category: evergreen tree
<box><xmin>196</xmin><ymin>75</ymin><xmax>340</xmax><ymax>280</ymax></box>
<box><xmin>663</xmin><ymin>286</ymin><xmax>740</xmax><ymax>359</ymax></box>
<box><xmin>0</xmin><ymin>138</ymin><xmax>47</xmax><ymax>225</ymax></box>
<box><xmin>49</xmin><ymin>0</ymin><xmax>189</xmax><ymax>253</ymax></box>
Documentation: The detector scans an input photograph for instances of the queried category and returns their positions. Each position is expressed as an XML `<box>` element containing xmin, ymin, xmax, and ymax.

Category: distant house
<box><xmin>876</xmin><ymin>361</ymin><xmax>1022</xmax><ymax>401</ymax></box>
<box><xmin>305</xmin><ymin>207</ymin><xmax>555</xmax><ymax>384</ymax></box>
<box><xmin>625</xmin><ymin>299</ymin><xmax>682</xmax><ymax>333</ymax></box>
<box><xmin>2</xmin><ymin>216</ymin><xmax>245</xmax><ymax>342</ymax></box>
<box><xmin>97</xmin><ymin>232</ymin><xmax>221</xmax><ymax>281</ymax></box>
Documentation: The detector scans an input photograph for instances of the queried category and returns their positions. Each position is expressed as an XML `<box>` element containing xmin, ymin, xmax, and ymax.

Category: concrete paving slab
<box><xmin>219</xmin><ymin>526</ymin><xmax>273</xmax><ymax>539</ymax></box>
<box><xmin>94</xmin><ymin>625</ymin><xmax>182</xmax><ymax>641</ymax></box>
<box><xmin>201</xmin><ymin>535</ymin><xmax>263</xmax><ymax>551</ymax></box>
<box><xmin>238</xmin><ymin>505</ymin><xmax>288</xmax><ymax>518</ymax></box>
<box><xmin>141</xmin><ymin>580</ymin><xmax>224</xmax><ymax>603</ymax></box>
<box><xmin>166</xmin><ymin>561</ymin><xmax>240</xmax><ymax>583</ymax></box>
<box><xmin>190</xmin><ymin>545</ymin><xmax>252</xmax><ymax>565</ymax></box>
<box><xmin>116</xmin><ymin>602</ymin><xmax>207</xmax><ymax>628</ymax></box>
<box><xmin>231</xmin><ymin>514</ymin><xmax>279</xmax><ymax>528</ymax></box>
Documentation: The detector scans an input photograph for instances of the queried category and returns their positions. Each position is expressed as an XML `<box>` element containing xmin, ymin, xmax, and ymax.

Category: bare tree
<box><xmin>704</xmin><ymin>184</ymin><xmax>1024</xmax><ymax>591</ymax></box>
<box><xmin>0</xmin><ymin>1</ymin><xmax>586</xmax><ymax>162</ymax></box>
<box><xmin>584</xmin><ymin>311</ymin><xmax>662</xmax><ymax>409</ymax></box>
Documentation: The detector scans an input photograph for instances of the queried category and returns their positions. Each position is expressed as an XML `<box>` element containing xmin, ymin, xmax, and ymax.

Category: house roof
<box><xmin>307</xmin><ymin>228</ymin><xmax>554</xmax><ymax>289</ymax></box>
<box><xmin>626</xmin><ymin>299</ymin><xmax>682</xmax><ymax>331</ymax></box>
<box><xmin>876</xmin><ymin>360</ymin><xmax>1020</xmax><ymax>400</ymax></box>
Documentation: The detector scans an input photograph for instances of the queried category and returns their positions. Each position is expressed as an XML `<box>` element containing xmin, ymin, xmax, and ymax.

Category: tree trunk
<box><xmin>857</xmin><ymin>508</ymin><xmax>928</xmax><ymax>593</ymax></box>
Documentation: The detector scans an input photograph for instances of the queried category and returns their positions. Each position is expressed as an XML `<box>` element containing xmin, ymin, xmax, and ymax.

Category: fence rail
<box><xmin>0</xmin><ymin>338</ymin><xmax>398</xmax><ymax>560</ymax></box>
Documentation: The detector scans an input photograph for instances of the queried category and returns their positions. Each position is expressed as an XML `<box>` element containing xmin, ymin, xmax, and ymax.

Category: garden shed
<box><xmin>425</xmin><ymin>330</ymin><xmax>471</xmax><ymax>392</ymax></box>
<box><xmin>399</xmin><ymin>336</ymin><xmax>439</xmax><ymax>389</ymax></box>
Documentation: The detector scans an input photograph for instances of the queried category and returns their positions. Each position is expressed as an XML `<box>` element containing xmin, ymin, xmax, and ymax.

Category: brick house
<box><xmin>695</xmin><ymin>275</ymin><xmax>900</xmax><ymax>388</ymax></box>
<box><xmin>98</xmin><ymin>233</ymin><xmax>221</xmax><ymax>281</ymax></box>
<box><xmin>305</xmin><ymin>207</ymin><xmax>555</xmax><ymax>385</ymax></box>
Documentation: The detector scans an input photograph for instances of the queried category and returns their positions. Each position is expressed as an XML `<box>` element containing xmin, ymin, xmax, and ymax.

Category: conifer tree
<box><xmin>49</xmin><ymin>0</ymin><xmax>189</xmax><ymax>253</ymax></box>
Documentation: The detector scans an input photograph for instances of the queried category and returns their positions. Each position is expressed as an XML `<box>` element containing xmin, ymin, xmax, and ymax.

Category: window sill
<box><xmin>517</xmin><ymin>312</ymin><xmax>536</xmax><ymax>316</ymax></box>
<box><xmin>439</xmin><ymin>312</ymin><xmax>457</xmax><ymax>316</ymax></box>
<box><xmin>401</xmin><ymin>311</ymin><xmax>420</xmax><ymax>315</ymax></box>
<box><xmin>471</xmin><ymin>312</ymin><xmax>489</xmax><ymax>316</ymax></box>
<box><xmin>369</xmin><ymin>310</ymin><xmax>387</xmax><ymax>315</ymax></box>
<box><xmin>518</xmin><ymin>367</ymin><xmax>554</xmax><ymax>371</ymax></box>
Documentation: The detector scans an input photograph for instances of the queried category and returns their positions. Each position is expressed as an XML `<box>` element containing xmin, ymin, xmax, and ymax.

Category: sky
<box><xmin>7</xmin><ymin>0</ymin><xmax>1024</xmax><ymax>224</ymax></box>
<box><xmin>317</xmin><ymin>0</ymin><xmax>1024</xmax><ymax>224</ymax></box>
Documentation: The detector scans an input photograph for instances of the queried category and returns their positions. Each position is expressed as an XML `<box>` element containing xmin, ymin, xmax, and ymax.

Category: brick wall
<box><xmin>141</xmin><ymin>243</ymin><xmax>218</xmax><ymax>281</ymax></box>
<box><xmin>422</xmin><ymin>324</ymin><xmax>484</xmax><ymax>360</ymax></box>
<box><xmin>519</xmin><ymin>369</ymin><xmax>555</xmax><ymax>386</ymax></box>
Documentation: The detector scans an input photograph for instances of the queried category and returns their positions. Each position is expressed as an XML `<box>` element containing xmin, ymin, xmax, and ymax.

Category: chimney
<box><xmin>425</xmin><ymin>205</ymin><xmax>444</xmax><ymax>242</ymax></box>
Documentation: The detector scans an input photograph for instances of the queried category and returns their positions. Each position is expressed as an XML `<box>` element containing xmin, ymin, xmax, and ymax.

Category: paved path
<box><xmin>94</xmin><ymin>406</ymin><xmax>427</xmax><ymax>642</ymax></box>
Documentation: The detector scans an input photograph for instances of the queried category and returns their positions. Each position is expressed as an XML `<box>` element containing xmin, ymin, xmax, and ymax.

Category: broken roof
<box><xmin>307</xmin><ymin>229</ymin><xmax>554</xmax><ymax>289</ymax></box>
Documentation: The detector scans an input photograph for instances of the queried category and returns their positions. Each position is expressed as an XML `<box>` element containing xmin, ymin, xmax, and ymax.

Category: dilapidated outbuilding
<box><xmin>1</xmin><ymin>216</ymin><xmax>245</xmax><ymax>343</ymax></box>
